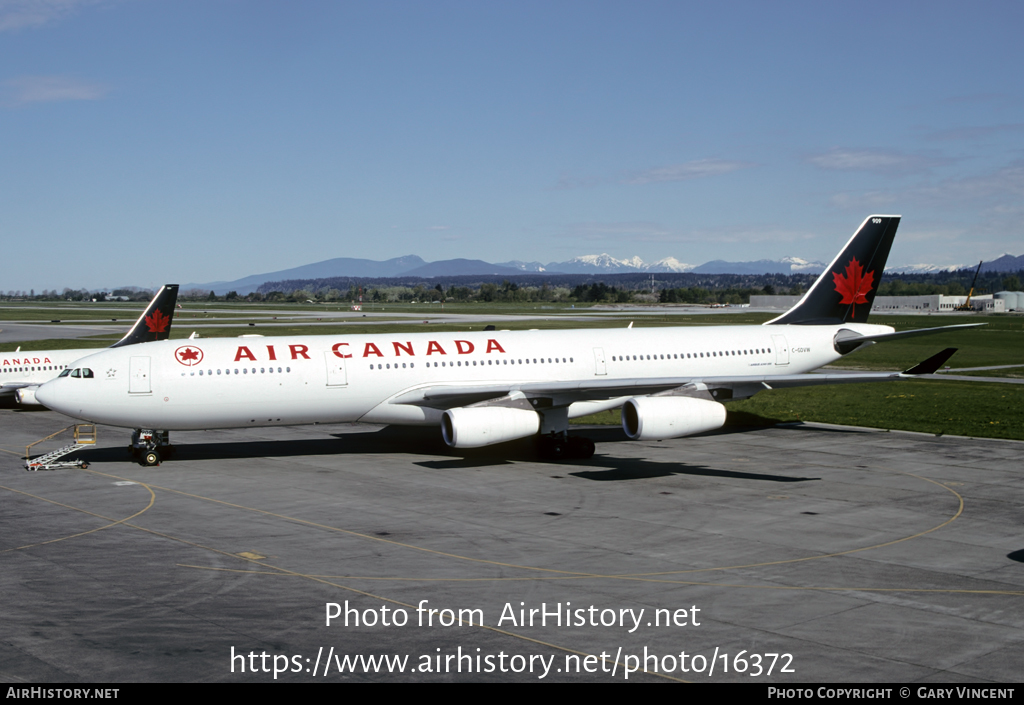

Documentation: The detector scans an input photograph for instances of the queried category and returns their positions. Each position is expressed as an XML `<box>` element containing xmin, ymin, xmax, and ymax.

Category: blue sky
<box><xmin>2</xmin><ymin>0</ymin><xmax>1022</xmax><ymax>292</ymax></box>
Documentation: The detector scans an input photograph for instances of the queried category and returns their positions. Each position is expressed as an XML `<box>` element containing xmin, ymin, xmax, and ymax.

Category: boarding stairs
<box><xmin>24</xmin><ymin>425</ymin><xmax>96</xmax><ymax>471</ymax></box>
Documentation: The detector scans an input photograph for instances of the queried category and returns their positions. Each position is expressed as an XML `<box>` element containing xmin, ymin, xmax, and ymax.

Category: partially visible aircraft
<box><xmin>1</xmin><ymin>285</ymin><xmax>179</xmax><ymax>405</ymax></box>
<box><xmin>36</xmin><ymin>216</ymin><xmax>982</xmax><ymax>466</ymax></box>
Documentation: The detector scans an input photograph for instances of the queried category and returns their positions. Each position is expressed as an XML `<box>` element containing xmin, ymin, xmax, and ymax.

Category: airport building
<box><xmin>750</xmin><ymin>293</ymin><xmax>1021</xmax><ymax>312</ymax></box>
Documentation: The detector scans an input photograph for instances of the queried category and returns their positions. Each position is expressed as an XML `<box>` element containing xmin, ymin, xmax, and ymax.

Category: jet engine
<box><xmin>621</xmin><ymin>396</ymin><xmax>726</xmax><ymax>441</ymax></box>
<box><xmin>442</xmin><ymin>406</ymin><xmax>541</xmax><ymax>448</ymax></box>
<box><xmin>15</xmin><ymin>386</ymin><xmax>42</xmax><ymax>406</ymax></box>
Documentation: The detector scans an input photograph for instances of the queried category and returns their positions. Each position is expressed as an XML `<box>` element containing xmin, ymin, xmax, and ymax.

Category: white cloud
<box><xmin>0</xmin><ymin>0</ymin><xmax>104</xmax><ymax>32</ymax></box>
<box><xmin>622</xmin><ymin>159</ymin><xmax>755</xmax><ymax>185</ymax></box>
<box><xmin>5</xmin><ymin>75</ymin><xmax>109</xmax><ymax>104</ymax></box>
<box><xmin>806</xmin><ymin>149</ymin><xmax>945</xmax><ymax>175</ymax></box>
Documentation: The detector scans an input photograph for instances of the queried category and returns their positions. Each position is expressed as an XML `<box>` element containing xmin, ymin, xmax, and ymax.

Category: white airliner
<box><xmin>1</xmin><ymin>285</ymin><xmax>179</xmax><ymax>405</ymax></box>
<box><xmin>36</xmin><ymin>217</ymin><xmax>978</xmax><ymax>465</ymax></box>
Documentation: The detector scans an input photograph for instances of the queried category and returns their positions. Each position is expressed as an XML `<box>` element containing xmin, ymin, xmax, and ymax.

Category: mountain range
<box><xmin>185</xmin><ymin>252</ymin><xmax>1023</xmax><ymax>295</ymax></box>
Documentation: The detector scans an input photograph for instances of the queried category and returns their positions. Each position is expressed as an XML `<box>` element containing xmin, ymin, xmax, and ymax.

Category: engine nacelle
<box><xmin>621</xmin><ymin>396</ymin><xmax>726</xmax><ymax>441</ymax></box>
<box><xmin>15</xmin><ymin>386</ymin><xmax>42</xmax><ymax>406</ymax></box>
<box><xmin>442</xmin><ymin>406</ymin><xmax>541</xmax><ymax>448</ymax></box>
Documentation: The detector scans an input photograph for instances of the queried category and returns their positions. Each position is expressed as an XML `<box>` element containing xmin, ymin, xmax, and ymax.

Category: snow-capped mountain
<box><xmin>546</xmin><ymin>254</ymin><xmax>696</xmax><ymax>273</ymax></box>
<box><xmin>884</xmin><ymin>263</ymin><xmax>966</xmax><ymax>274</ymax></box>
<box><xmin>885</xmin><ymin>255</ymin><xmax>1024</xmax><ymax>274</ymax></box>
<box><xmin>188</xmin><ymin>251</ymin><xmax>1024</xmax><ymax>296</ymax></box>
<box><xmin>692</xmin><ymin>258</ymin><xmax>825</xmax><ymax>275</ymax></box>
<box><xmin>645</xmin><ymin>257</ymin><xmax>697</xmax><ymax>273</ymax></box>
<box><xmin>496</xmin><ymin>260</ymin><xmax>548</xmax><ymax>272</ymax></box>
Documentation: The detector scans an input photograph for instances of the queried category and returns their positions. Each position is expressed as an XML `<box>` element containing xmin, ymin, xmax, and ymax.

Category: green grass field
<box><xmin>572</xmin><ymin>380</ymin><xmax>1024</xmax><ymax>441</ymax></box>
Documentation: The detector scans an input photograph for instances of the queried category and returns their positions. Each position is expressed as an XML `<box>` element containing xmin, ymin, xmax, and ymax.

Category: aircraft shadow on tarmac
<box><xmin>69</xmin><ymin>425</ymin><xmax>818</xmax><ymax>484</ymax></box>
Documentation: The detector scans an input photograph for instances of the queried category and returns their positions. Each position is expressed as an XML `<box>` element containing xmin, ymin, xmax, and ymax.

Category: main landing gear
<box><xmin>537</xmin><ymin>433</ymin><xmax>596</xmax><ymax>461</ymax></box>
<box><xmin>129</xmin><ymin>429</ymin><xmax>174</xmax><ymax>467</ymax></box>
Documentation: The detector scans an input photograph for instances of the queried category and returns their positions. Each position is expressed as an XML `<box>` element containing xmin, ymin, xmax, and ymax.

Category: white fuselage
<box><xmin>35</xmin><ymin>322</ymin><xmax>892</xmax><ymax>430</ymax></box>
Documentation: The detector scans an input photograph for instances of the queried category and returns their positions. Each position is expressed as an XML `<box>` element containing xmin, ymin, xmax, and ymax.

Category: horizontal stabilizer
<box><xmin>833</xmin><ymin>323</ymin><xmax>985</xmax><ymax>355</ymax></box>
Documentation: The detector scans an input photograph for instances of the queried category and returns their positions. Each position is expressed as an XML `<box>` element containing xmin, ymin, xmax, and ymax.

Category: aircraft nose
<box><xmin>34</xmin><ymin>379</ymin><xmax>59</xmax><ymax>409</ymax></box>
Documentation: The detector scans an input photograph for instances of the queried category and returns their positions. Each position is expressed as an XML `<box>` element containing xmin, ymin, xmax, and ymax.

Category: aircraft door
<box><xmin>593</xmin><ymin>347</ymin><xmax>607</xmax><ymax>376</ymax></box>
<box><xmin>129</xmin><ymin>356</ymin><xmax>151</xmax><ymax>393</ymax></box>
<box><xmin>771</xmin><ymin>335</ymin><xmax>790</xmax><ymax>366</ymax></box>
<box><xmin>324</xmin><ymin>351</ymin><xmax>348</xmax><ymax>387</ymax></box>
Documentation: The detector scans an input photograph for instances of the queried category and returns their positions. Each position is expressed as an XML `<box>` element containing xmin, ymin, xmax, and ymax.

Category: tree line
<box><xmin>4</xmin><ymin>270</ymin><xmax>1020</xmax><ymax>304</ymax></box>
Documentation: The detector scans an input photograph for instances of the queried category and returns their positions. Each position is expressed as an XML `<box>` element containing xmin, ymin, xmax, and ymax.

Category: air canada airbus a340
<box><xmin>36</xmin><ymin>216</ymin><xmax>980</xmax><ymax>466</ymax></box>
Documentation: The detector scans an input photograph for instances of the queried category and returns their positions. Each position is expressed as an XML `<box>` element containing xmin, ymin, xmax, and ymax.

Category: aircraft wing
<box><xmin>390</xmin><ymin>349</ymin><xmax>959</xmax><ymax>409</ymax></box>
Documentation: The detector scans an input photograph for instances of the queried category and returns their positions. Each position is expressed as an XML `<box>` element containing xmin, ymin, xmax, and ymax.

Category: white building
<box><xmin>749</xmin><ymin>294</ymin><xmax>1007</xmax><ymax>312</ymax></box>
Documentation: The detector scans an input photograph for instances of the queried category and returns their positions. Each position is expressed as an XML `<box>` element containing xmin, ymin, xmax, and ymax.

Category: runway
<box><xmin>2</xmin><ymin>408</ymin><xmax>1022</xmax><ymax>682</ymax></box>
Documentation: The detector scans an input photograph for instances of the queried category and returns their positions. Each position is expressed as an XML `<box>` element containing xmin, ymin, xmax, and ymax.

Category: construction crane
<box><xmin>955</xmin><ymin>261</ymin><xmax>983</xmax><ymax>311</ymax></box>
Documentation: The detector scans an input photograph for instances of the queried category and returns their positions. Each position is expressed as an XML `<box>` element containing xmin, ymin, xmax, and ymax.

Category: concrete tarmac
<box><xmin>1</xmin><ymin>409</ymin><xmax>1022</xmax><ymax>683</ymax></box>
<box><xmin>0</xmin><ymin>323</ymin><xmax>123</xmax><ymax>345</ymax></box>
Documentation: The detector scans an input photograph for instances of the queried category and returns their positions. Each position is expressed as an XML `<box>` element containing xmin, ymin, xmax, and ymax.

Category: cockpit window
<box><xmin>58</xmin><ymin>369</ymin><xmax>71</xmax><ymax>378</ymax></box>
<box><xmin>70</xmin><ymin>369</ymin><xmax>81</xmax><ymax>378</ymax></box>
<box><xmin>82</xmin><ymin>368</ymin><xmax>94</xmax><ymax>378</ymax></box>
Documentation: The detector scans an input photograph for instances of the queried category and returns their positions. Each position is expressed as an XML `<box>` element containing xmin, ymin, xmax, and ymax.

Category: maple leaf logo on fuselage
<box><xmin>145</xmin><ymin>309</ymin><xmax>170</xmax><ymax>337</ymax></box>
<box><xmin>174</xmin><ymin>346</ymin><xmax>204</xmax><ymax>366</ymax></box>
<box><xmin>833</xmin><ymin>257</ymin><xmax>875</xmax><ymax>317</ymax></box>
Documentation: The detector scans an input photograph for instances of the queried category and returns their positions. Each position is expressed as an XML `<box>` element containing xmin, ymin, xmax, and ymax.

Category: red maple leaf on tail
<box><xmin>145</xmin><ymin>309</ymin><xmax>170</xmax><ymax>335</ymax></box>
<box><xmin>833</xmin><ymin>257</ymin><xmax>875</xmax><ymax>317</ymax></box>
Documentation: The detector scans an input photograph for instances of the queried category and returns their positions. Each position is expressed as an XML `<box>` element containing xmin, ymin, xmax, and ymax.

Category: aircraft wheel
<box><xmin>568</xmin><ymin>437</ymin><xmax>596</xmax><ymax>460</ymax></box>
<box><xmin>538</xmin><ymin>437</ymin><xmax>567</xmax><ymax>460</ymax></box>
<box><xmin>141</xmin><ymin>450</ymin><xmax>161</xmax><ymax>467</ymax></box>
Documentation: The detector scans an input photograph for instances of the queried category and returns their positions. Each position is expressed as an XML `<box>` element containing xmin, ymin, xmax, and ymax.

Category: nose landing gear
<box><xmin>130</xmin><ymin>429</ymin><xmax>173</xmax><ymax>467</ymax></box>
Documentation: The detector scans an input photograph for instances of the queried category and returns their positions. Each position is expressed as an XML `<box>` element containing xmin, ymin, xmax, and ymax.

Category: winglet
<box><xmin>110</xmin><ymin>284</ymin><xmax>180</xmax><ymax>348</ymax></box>
<box><xmin>902</xmin><ymin>348</ymin><xmax>958</xmax><ymax>376</ymax></box>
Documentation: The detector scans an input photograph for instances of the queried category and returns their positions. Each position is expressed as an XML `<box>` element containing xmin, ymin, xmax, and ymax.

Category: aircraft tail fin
<box><xmin>110</xmin><ymin>284</ymin><xmax>179</xmax><ymax>348</ymax></box>
<box><xmin>766</xmin><ymin>215</ymin><xmax>900</xmax><ymax>325</ymax></box>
